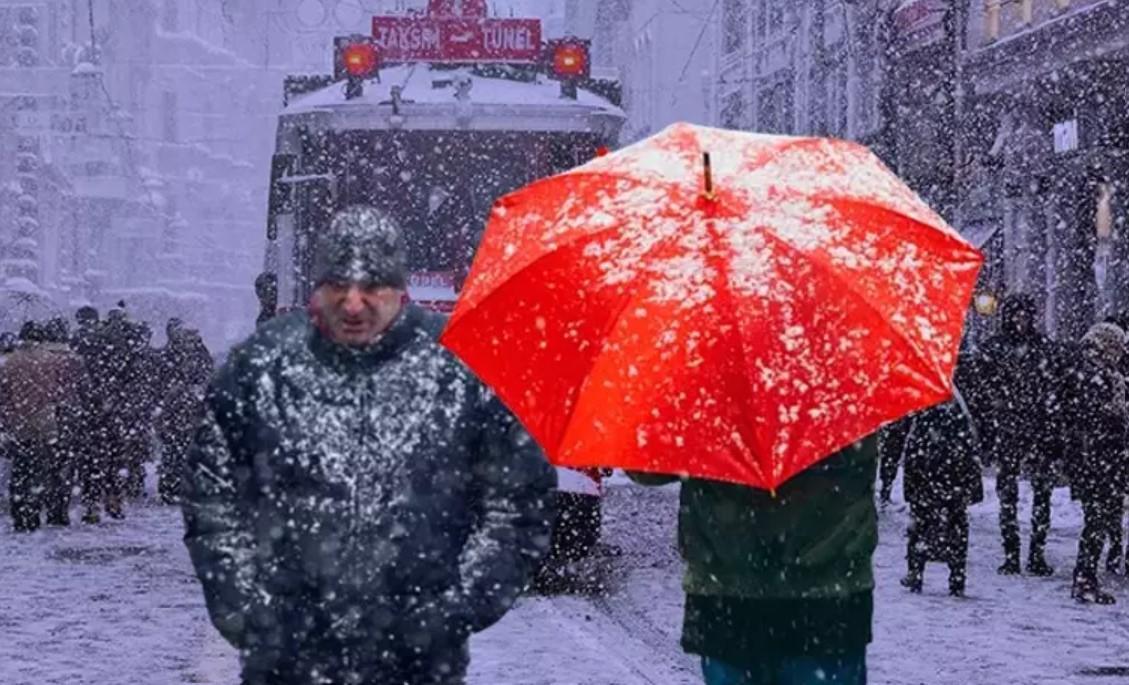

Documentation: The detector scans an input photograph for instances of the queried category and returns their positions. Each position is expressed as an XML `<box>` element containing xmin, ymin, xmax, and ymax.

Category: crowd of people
<box><xmin>0</xmin><ymin>304</ymin><xmax>213</xmax><ymax>531</ymax></box>
<box><xmin>881</xmin><ymin>294</ymin><xmax>1129</xmax><ymax>605</ymax></box>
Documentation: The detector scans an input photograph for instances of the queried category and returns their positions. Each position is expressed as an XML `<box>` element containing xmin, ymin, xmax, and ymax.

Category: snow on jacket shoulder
<box><xmin>180</xmin><ymin>304</ymin><xmax>556</xmax><ymax>680</ymax></box>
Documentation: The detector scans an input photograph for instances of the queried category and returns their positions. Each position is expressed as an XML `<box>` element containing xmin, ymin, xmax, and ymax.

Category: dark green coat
<box><xmin>632</xmin><ymin>437</ymin><xmax>878</xmax><ymax>600</ymax></box>
<box><xmin>631</xmin><ymin>437</ymin><xmax>878</xmax><ymax>663</ymax></box>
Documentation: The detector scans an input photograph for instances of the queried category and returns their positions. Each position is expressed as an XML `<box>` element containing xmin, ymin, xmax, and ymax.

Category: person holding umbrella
<box><xmin>629</xmin><ymin>439</ymin><xmax>877</xmax><ymax>682</ymax></box>
<box><xmin>181</xmin><ymin>206</ymin><xmax>556</xmax><ymax>685</ymax></box>
<box><xmin>440</xmin><ymin>123</ymin><xmax>984</xmax><ymax>685</ymax></box>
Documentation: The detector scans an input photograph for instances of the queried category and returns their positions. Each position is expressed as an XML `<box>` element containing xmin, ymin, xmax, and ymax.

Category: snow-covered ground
<box><xmin>2</xmin><ymin>469</ymin><xmax>1128</xmax><ymax>685</ymax></box>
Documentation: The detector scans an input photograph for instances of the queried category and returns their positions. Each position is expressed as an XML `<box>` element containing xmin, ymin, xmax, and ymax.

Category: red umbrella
<box><xmin>441</xmin><ymin>123</ymin><xmax>982</xmax><ymax>490</ymax></box>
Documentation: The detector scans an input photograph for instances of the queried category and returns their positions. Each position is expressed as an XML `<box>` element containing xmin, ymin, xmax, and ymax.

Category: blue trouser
<box><xmin>701</xmin><ymin>651</ymin><xmax>867</xmax><ymax>685</ymax></box>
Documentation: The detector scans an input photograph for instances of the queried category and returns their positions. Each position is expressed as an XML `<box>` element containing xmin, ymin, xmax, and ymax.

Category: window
<box><xmin>826</xmin><ymin>60</ymin><xmax>848</xmax><ymax>138</ymax></box>
<box><xmin>723</xmin><ymin>0</ymin><xmax>748</xmax><ymax>55</ymax></box>
<box><xmin>984</xmin><ymin>0</ymin><xmax>1001</xmax><ymax>42</ymax></box>
<box><xmin>721</xmin><ymin>91</ymin><xmax>746</xmax><ymax>130</ymax></box>
<box><xmin>758</xmin><ymin>80</ymin><xmax>792</xmax><ymax>134</ymax></box>
<box><xmin>768</xmin><ymin>0</ymin><xmax>784</xmax><ymax>35</ymax></box>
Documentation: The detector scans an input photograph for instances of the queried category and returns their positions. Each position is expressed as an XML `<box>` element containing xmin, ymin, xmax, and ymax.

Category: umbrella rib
<box><xmin>454</xmin><ymin>171</ymin><xmax>696</xmax><ymax>327</ymax></box>
<box><xmin>756</xmin><ymin>227</ymin><xmax>954</xmax><ymax>397</ymax></box>
<box><xmin>706</xmin><ymin>233</ymin><xmax>773</xmax><ymax>488</ymax></box>
<box><xmin>504</xmin><ymin>168</ymin><xmax>688</xmax><ymax>202</ymax></box>
<box><xmin>550</xmin><ymin>223</ymin><xmax>708</xmax><ymax>461</ymax></box>
<box><xmin>806</xmin><ymin>192</ymin><xmax>978</xmax><ymax>256</ymax></box>
<box><xmin>449</xmin><ymin>220</ymin><xmax>627</xmax><ymax>328</ymax></box>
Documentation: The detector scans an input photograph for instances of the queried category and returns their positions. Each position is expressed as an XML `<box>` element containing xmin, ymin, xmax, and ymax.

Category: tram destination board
<box><xmin>371</xmin><ymin>16</ymin><xmax>542</xmax><ymax>64</ymax></box>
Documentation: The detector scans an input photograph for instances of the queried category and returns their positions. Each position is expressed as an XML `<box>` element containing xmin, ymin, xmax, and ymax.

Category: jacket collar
<box><xmin>307</xmin><ymin>303</ymin><xmax>426</xmax><ymax>369</ymax></box>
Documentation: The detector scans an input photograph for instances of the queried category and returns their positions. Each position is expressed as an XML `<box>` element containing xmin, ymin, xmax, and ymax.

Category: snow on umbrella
<box><xmin>441</xmin><ymin>122</ymin><xmax>983</xmax><ymax>491</ymax></box>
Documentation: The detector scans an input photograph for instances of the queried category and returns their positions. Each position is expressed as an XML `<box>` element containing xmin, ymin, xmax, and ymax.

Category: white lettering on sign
<box><xmin>374</xmin><ymin>24</ymin><xmax>441</xmax><ymax>52</ymax></box>
<box><xmin>482</xmin><ymin>24</ymin><xmax>532</xmax><ymax>51</ymax></box>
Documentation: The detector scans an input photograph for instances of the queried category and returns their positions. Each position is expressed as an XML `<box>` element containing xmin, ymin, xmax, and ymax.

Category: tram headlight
<box><xmin>547</xmin><ymin>39</ymin><xmax>590</xmax><ymax>81</ymax></box>
<box><xmin>334</xmin><ymin>36</ymin><xmax>380</xmax><ymax>81</ymax></box>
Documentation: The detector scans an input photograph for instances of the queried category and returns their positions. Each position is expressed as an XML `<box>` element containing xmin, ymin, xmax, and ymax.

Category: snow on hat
<box><xmin>1083</xmin><ymin>321</ymin><xmax>1126</xmax><ymax>364</ymax></box>
<box><xmin>312</xmin><ymin>206</ymin><xmax>408</xmax><ymax>289</ymax></box>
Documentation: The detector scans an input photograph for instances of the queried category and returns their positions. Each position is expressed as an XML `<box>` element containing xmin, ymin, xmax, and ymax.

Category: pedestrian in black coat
<box><xmin>1063</xmin><ymin>322</ymin><xmax>1128</xmax><ymax>605</ymax></box>
<box><xmin>976</xmin><ymin>293</ymin><xmax>1062</xmax><ymax>576</ymax></box>
<box><xmin>182</xmin><ymin>206</ymin><xmax>555</xmax><ymax>685</ymax></box>
<box><xmin>897</xmin><ymin>399</ymin><xmax>983</xmax><ymax>596</ymax></box>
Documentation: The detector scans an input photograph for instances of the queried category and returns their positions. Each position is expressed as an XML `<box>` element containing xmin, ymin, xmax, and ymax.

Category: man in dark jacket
<box><xmin>121</xmin><ymin>321</ymin><xmax>159</xmax><ymax>499</ymax></box>
<box><xmin>157</xmin><ymin>319</ymin><xmax>213</xmax><ymax>504</ymax></box>
<box><xmin>181</xmin><ymin>205</ymin><xmax>556</xmax><ymax>685</ymax></box>
<box><xmin>878</xmin><ymin>417</ymin><xmax>911</xmax><ymax>505</ymax></box>
<box><xmin>71</xmin><ymin>307</ymin><xmax>110</xmax><ymax>523</ymax></box>
<box><xmin>976</xmin><ymin>294</ymin><xmax>1061</xmax><ymax>576</ymax></box>
<box><xmin>630</xmin><ymin>438</ymin><xmax>877</xmax><ymax>685</ymax></box>
<box><xmin>897</xmin><ymin>400</ymin><xmax>983</xmax><ymax>596</ymax></box>
<box><xmin>1099</xmin><ymin>312</ymin><xmax>1129</xmax><ymax>574</ymax></box>
<box><xmin>1064</xmin><ymin>322</ymin><xmax>1128</xmax><ymax>604</ymax></box>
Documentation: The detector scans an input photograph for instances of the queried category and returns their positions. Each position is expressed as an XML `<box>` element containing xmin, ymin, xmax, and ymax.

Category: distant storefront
<box><xmin>961</xmin><ymin>0</ymin><xmax>1129</xmax><ymax>342</ymax></box>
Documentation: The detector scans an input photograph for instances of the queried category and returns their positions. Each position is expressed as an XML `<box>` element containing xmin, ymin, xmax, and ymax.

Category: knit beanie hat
<box><xmin>1083</xmin><ymin>321</ymin><xmax>1126</xmax><ymax>366</ymax></box>
<box><xmin>312</xmin><ymin>206</ymin><xmax>409</xmax><ymax>289</ymax></box>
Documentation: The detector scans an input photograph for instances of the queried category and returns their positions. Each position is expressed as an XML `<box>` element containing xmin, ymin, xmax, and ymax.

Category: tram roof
<box><xmin>279</xmin><ymin>64</ymin><xmax>625</xmax><ymax>136</ymax></box>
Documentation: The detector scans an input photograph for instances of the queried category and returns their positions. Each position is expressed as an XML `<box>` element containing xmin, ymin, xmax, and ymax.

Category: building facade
<box><xmin>713</xmin><ymin>0</ymin><xmax>886</xmax><ymax>144</ymax></box>
<box><xmin>957</xmin><ymin>0</ymin><xmax>1129</xmax><ymax>341</ymax></box>
<box><xmin>594</xmin><ymin>0</ymin><xmax>717</xmax><ymax>142</ymax></box>
<box><xmin>0</xmin><ymin>0</ymin><xmax>284</xmax><ymax>345</ymax></box>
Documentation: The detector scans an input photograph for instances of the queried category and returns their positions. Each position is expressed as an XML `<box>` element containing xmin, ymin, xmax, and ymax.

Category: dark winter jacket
<box><xmin>158</xmin><ymin>333</ymin><xmax>214</xmax><ymax>436</ymax></box>
<box><xmin>181</xmin><ymin>305</ymin><xmax>556</xmax><ymax>683</ymax></box>
<box><xmin>878</xmin><ymin>417</ymin><xmax>912</xmax><ymax>499</ymax></box>
<box><xmin>0</xmin><ymin>342</ymin><xmax>83</xmax><ymax>445</ymax></box>
<box><xmin>84</xmin><ymin>319</ymin><xmax>155</xmax><ymax>422</ymax></box>
<box><xmin>976</xmin><ymin>334</ymin><xmax>1060</xmax><ymax>430</ymax></box>
<box><xmin>630</xmin><ymin>438</ymin><xmax>878</xmax><ymax>661</ymax></box>
<box><xmin>632</xmin><ymin>437</ymin><xmax>877</xmax><ymax>598</ymax></box>
<box><xmin>901</xmin><ymin>402</ymin><xmax>983</xmax><ymax>511</ymax></box>
<box><xmin>1063</xmin><ymin>346</ymin><xmax>1129</xmax><ymax>501</ymax></box>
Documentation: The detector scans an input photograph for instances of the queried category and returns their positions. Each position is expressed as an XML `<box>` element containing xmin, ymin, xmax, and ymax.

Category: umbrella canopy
<box><xmin>441</xmin><ymin>122</ymin><xmax>982</xmax><ymax>490</ymax></box>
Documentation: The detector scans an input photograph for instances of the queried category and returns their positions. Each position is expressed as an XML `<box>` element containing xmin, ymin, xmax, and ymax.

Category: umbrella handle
<box><xmin>702</xmin><ymin>151</ymin><xmax>715</xmax><ymax>201</ymax></box>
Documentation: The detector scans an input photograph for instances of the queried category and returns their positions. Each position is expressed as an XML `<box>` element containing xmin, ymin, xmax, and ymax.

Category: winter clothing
<box><xmin>976</xmin><ymin>294</ymin><xmax>1064</xmax><ymax>571</ymax></box>
<box><xmin>254</xmin><ymin>272</ymin><xmax>278</xmax><ymax>328</ymax></box>
<box><xmin>0</xmin><ymin>341</ymin><xmax>84</xmax><ymax>530</ymax></box>
<box><xmin>1063</xmin><ymin>327</ymin><xmax>1129</xmax><ymax>502</ymax></box>
<box><xmin>312</xmin><ymin>205</ymin><xmax>409</xmax><ymax>289</ymax></box>
<box><xmin>182</xmin><ymin>304</ymin><xmax>556</xmax><ymax>685</ymax></box>
<box><xmin>630</xmin><ymin>437</ymin><xmax>878</xmax><ymax>666</ymax></box>
<box><xmin>701</xmin><ymin>652</ymin><xmax>867</xmax><ymax>685</ymax></box>
<box><xmin>1104</xmin><ymin>499</ymin><xmax>1126</xmax><ymax>575</ymax></box>
<box><xmin>156</xmin><ymin>329</ymin><xmax>213</xmax><ymax>503</ymax></box>
<box><xmin>1063</xmin><ymin>324</ymin><xmax>1129</xmax><ymax>602</ymax></box>
<box><xmin>896</xmin><ymin>401</ymin><xmax>982</xmax><ymax>595</ymax></box>
<box><xmin>878</xmin><ymin>417</ymin><xmax>912</xmax><ymax>503</ymax></box>
<box><xmin>76</xmin><ymin>316</ymin><xmax>151</xmax><ymax>518</ymax></box>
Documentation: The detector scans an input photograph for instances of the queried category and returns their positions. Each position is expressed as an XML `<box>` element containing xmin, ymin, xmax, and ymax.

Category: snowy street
<box><xmin>3</xmin><ymin>473</ymin><xmax>1129</xmax><ymax>685</ymax></box>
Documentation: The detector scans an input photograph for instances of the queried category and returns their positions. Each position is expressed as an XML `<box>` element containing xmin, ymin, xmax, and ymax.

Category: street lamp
<box><xmin>974</xmin><ymin>292</ymin><xmax>998</xmax><ymax>316</ymax></box>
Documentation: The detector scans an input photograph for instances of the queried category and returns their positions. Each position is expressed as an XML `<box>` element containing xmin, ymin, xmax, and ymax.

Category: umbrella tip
<box><xmin>701</xmin><ymin>151</ymin><xmax>716</xmax><ymax>202</ymax></box>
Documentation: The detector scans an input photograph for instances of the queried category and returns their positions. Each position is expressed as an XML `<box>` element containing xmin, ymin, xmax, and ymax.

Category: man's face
<box><xmin>314</xmin><ymin>282</ymin><xmax>404</xmax><ymax>347</ymax></box>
